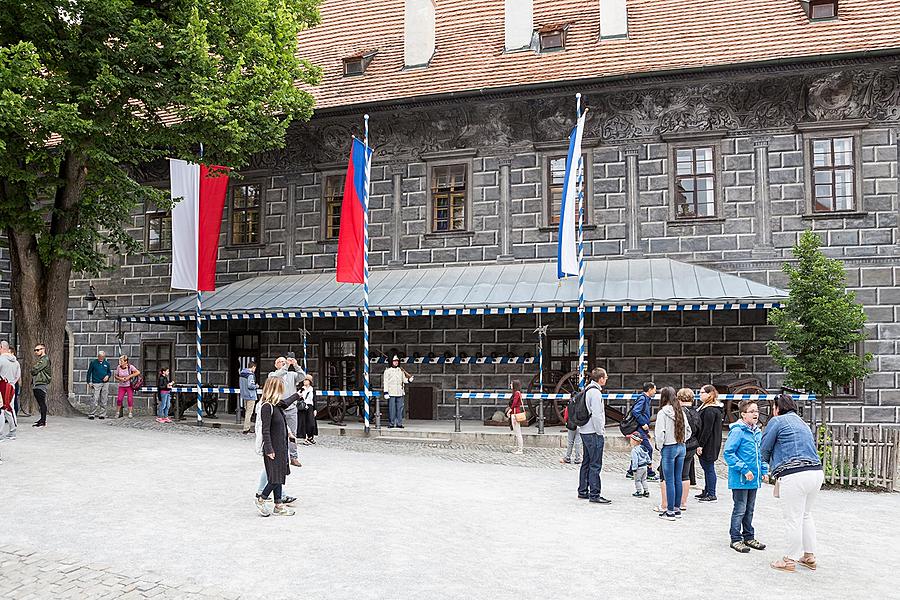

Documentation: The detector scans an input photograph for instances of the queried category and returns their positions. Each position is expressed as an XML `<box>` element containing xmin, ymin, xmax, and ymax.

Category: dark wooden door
<box><xmin>229</xmin><ymin>333</ymin><xmax>260</xmax><ymax>414</ymax></box>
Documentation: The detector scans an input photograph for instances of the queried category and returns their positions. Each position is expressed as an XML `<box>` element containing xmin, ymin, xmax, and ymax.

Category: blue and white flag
<box><xmin>557</xmin><ymin>112</ymin><xmax>587</xmax><ymax>278</ymax></box>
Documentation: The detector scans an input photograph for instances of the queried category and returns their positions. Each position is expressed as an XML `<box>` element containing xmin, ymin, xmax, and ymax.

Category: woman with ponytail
<box><xmin>696</xmin><ymin>385</ymin><xmax>725</xmax><ymax>502</ymax></box>
<box><xmin>654</xmin><ymin>386</ymin><xmax>692</xmax><ymax>521</ymax></box>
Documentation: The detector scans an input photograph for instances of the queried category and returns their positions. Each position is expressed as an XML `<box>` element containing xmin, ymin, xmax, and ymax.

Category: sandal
<box><xmin>798</xmin><ymin>556</ymin><xmax>817</xmax><ymax>571</ymax></box>
<box><xmin>770</xmin><ymin>558</ymin><xmax>796</xmax><ymax>573</ymax></box>
<box><xmin>731</xmin><ymin>541</ymin><xmax>751</xmax><ymax>553</ymax></box>
<box><xmin>745</xmin><ymin>539</ymin><xmax>767</xmax><ymax>551</ymax></box>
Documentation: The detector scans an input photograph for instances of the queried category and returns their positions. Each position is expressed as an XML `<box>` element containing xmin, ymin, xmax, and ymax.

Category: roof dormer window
<box><xmin>806</xmin><ymin>0</ymin><xmax>838</xmax><ymax>20</ymax></box>
<box><xmin>538</xmin><ymin>24</ymin><xmax>567</xmax><ymax>52</ymax></box>
<box><xmin>342</xmin><ymin>50</ymin><xmax>376</xmax><ymax>76</ymax></box>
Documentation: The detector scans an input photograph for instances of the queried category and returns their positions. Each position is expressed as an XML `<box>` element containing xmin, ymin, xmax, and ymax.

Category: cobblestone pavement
<box><xmin>0</xmin><ymin>546</ymin><xmax>233</xmax><ymax>600</ymax></box>
<box><xmin>3</xmin><ymin>417</ymin><xmax>897</xmax><ymax>600</ymax></box>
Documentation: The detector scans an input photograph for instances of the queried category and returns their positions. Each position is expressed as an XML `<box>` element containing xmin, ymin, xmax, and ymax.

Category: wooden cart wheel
<box><xmin>553</xmin><ymin>370</ymin><xmax>627</xmax><ymax>424</ymax></box>
<box><xmin>553</xmin><ymin>370</ymin><xmax>581</xmax><ymax>423</ymax></box>
<box><xmin>326</xmin><ymin>396</ymin><xmax>347</xmax><ymax>423</ymax></box>
<box><xmin>526</xmin><ymin>370</ymin><xmax>567</xmax><ymax>425</ymax></box>
<box><xmin>723</xmin><ymin>383</ymin><xmax>770</xmax><ymax>425</ymax></box>
<box><xmin>204</xmin><ymin>395</ymin><xmax>219</xmax><ymax>418</ymax></box>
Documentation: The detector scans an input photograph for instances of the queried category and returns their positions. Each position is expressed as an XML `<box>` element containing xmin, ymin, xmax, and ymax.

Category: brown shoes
<box><xmin>290</xmin><ymin>458</ymin><xmax>302</xmax><ymax>467</ymax></box>
<box><xmin>798</xmin><ymin>555</ymin><xmax>817</xmax><ymax>571</ymax></box>
<box><xmin>770</xmin><ymin>557</ymin><xmax>797</xmax><ymax>573</ymax></box>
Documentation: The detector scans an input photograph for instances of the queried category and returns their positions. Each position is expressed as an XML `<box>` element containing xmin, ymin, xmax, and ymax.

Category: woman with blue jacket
<box><xmin>760</xmin><ymin>394</ymin><xmax>824</xmax><ymax>573</ymax></box>
<box><xmin>723</xmin><ymin>400</ymin><xmax>768</xmax><ymax>554</ymax></box>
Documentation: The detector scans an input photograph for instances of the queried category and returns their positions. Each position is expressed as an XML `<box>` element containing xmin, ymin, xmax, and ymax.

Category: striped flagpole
<box><xmin>362</xmin><ymin>114</ymin><xmax>371</xmax><ymax>434</ymax></box>
<box><xmin>194</xmin><ymin>141</ymin><xmax>205</xmax><ymax>425</ymax></box>
<box><xmin>301</xmin><ymin>317</ymin><xmax>308</xmax><ymax>373</ymax></box>
<box><xmin>575</xmin><ymin>93</ymin><xmax>586</xmax><ymax>390</ymax></box>
<box><xmin>537</xmin><ymin>314</ymin><xmax>544</xmax><ymax>393</ymax></box>
<box><xmin>195</xmin><ymin>291</ymin><xmax>204</xmax><ymax>424</ymax></box>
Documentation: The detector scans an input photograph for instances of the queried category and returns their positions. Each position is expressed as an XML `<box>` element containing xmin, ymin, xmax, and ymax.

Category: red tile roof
<box><xmin>297</xmin><ymin>0</ymin><xmax>900</xmax><ymax>111</ymax></box>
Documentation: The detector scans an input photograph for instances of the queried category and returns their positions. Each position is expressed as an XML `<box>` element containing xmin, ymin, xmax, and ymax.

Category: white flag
<box><xmin>557</xmin><ymin>112</ymin><xmax>586</xmax><ymax>278</ymax></box>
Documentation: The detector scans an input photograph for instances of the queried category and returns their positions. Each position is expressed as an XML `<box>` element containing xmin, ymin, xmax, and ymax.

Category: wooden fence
<box><xmin>819</xmin><ymin>425</ymin><xmax>900</xmax><ymax>492</ymax></box>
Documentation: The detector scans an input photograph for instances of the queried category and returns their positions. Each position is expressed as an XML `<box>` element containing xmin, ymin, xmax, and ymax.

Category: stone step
<box><xmin>376</xmin><ymin>435</ymin><xmax>451</xmax><ymax>444</ymax></box>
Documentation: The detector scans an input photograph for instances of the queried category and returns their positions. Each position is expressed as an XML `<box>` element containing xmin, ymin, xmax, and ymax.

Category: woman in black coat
<box><xmin>257</xmin><ymin>377</ymin><xmax>299</xmax><ymax>516</ymax></box>
<box><xmin>695</xmin><ymin>384</ymin><xmax>725</xmax><ymax>502</ymax></box>
<box><xmin>298</xmin><ymin>375</ymin><xmax>318</xmax><ymax>444</ymax></box>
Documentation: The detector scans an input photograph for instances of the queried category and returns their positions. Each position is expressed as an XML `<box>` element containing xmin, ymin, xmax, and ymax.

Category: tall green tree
<box><xmin>0</xmin><ymin>0</ymin><xmax>320</xmax><ymax>414</ymax></box>
<box><xmin>767</xmin><ymin>229</ymin><xmax>872</xmax><ymax>423</ymax></box>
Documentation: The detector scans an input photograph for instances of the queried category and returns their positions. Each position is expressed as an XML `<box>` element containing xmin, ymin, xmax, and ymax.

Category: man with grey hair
<box><xmin>268</xmin><ymin>354</ymin><xmax>305</xmax><ymax>467</ymax></box>
<box><xmin>85</xmin><ymin>350</ymin><xmax>112</xmax><ymax>419</ymax></box>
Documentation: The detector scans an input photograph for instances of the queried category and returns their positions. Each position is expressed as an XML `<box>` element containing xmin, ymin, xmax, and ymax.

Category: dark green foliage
<box><xmin>0</xmin><ymin>0</ymin><xmax>321</xmax><ymax>270</ymax></box>
<box><xmin>768</xmin><ymin>230</ymin><xmax>872</xmax><ymax>402</ymax></box>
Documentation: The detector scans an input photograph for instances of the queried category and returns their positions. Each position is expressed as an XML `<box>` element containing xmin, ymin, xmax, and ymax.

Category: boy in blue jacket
<box><xmin>723</xmin><ymin>400</ymin><xmax>769</xmax><ymax>554</ymax></box>
<box><xmin>626</xmin><ymin>382</ymin><xmax>657</xmax><ymax>480</ymax></box>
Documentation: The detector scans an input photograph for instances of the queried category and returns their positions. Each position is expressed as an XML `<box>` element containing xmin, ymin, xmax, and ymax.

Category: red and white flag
<box><xmin>169</xmin><ymin>159</ymin><xmax>230</xmax><ymax>291</ymax></box>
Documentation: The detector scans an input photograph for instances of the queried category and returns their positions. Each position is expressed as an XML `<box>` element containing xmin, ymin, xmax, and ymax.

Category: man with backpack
<box><xmin>626</xmin><ymin>382</ymin><xmax>658</xmax><ymax>481</ymax></box>
<box><xmin>570</xmin><ymin>367</ymin><xmax>611</xmax><ymax>504</ymax></box>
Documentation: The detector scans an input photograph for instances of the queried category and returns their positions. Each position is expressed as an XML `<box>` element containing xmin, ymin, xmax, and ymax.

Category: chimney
<box><xmin>599</xmin><ymin>0</ymin><xmax>628</xmax><ymax>39</ymax></box>
<box><xmin>504</xmin><ymin>0</ymin><xmax>534</xmax><ymax>51</ymax></box>
<box><xmin>404</xmin><ymin>0</ymin><xmax>436</xmax><ymax>68</ymax></box>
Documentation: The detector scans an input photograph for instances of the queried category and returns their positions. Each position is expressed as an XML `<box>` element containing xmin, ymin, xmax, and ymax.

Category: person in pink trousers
<box><xmin>114</xmin><ymin>355</ymin><xmax>141</xmax><ymax>418</ymax></box>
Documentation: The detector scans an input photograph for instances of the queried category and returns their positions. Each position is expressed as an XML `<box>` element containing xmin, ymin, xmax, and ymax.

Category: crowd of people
<box><xmin>2</xmin><ymin>339</ymin><xmax>827</xmax><ymax>571</ymax></box>
<box><xmin>561</xmin><ymin>368</ymin><xmax>824</xmax><ymax>572</ymax></box>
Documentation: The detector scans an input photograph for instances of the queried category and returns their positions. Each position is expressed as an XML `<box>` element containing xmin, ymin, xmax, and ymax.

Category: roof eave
<box><xmin>313</xmin><ymin>47</ymin><xmax>900</xmax><ymax>116</ymax></box>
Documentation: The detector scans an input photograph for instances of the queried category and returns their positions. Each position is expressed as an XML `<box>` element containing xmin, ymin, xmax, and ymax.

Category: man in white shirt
<box><xmin>577</xmin><ymin>367</ymin><xmax>611</xmax><ymax>504</ymax></box>
<box><xmin>383</xmin><ymin>356</ymin><xmax>412</xmax><ymax>428</ymax></box>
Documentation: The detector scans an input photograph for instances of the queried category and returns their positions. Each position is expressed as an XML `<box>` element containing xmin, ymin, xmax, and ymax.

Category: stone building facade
<box><xmin>46</xmin><ymin>55</ymin><xmax>899</xmax><ymax>424</ymax></box>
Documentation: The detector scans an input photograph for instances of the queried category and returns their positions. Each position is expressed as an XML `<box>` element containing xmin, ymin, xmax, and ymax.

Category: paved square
<box><xmin>1</xmin><ymin>418</ymin><xmax>898</xmax><ymax>599</ymax></box>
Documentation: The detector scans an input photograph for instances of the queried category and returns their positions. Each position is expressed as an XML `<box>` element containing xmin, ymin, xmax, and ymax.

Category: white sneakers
<box><xmin>254</xmin><ymin>495</ymin><xmax>273</xmax><ymax>517</ymax></box>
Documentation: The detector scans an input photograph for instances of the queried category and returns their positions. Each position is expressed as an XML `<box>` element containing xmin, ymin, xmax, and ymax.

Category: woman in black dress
<box><xmin>298</xmin><ymin>375</ymin><xmax>318</xmax><ymax>444</ymax></box>
<box><xmin>256</xmin><ymin>377</ymin><xmax>299</xmax><ymax>517</ymax></box>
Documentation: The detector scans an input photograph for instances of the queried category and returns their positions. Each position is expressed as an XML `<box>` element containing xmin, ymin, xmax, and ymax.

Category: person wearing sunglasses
<box><xmin>31</xmin><ymin>344</ymin><xmax>51</xmax><ymax>427</ymax></box>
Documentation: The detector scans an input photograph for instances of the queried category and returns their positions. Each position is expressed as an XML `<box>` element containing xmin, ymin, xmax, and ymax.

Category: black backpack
<box><xmin>565</xmin><ymin>385</ymin><xmax>594</xmax><ymax>430</ymax></box>
<box><xmin>619</xmin><ymin>411</ymin><xmax>639</xmax><ymax>437</ymax></box>
<box><xmin>685</xmin><ymin>407</ymin><xmax>703</xmax><ymax>450</ymax></box>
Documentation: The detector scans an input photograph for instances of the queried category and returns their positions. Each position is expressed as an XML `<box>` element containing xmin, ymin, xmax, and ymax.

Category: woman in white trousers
<box><xmin>761</xmin><ymin>394</ymin><xmax>825</xmax><ymax>573</ymax></box>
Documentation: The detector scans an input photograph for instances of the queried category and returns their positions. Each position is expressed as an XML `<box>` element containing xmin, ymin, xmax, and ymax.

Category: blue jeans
<box><xmin>261</xmin><ymin>482</ymin><xmax>283</xmax><ymax>503</ymax></box>
<box><xmin>389</xmin><ymin>395</ymin><xmax>405</xmax><ymax>426</ymax></box>
<box><xmin>700</xmin><ymin>458</ymin><xmax>717</xmax><ymax>497</ymax></box>
<box><xmin>577</xmin><ymin>433</ymin><xmax>605</xmax><ymax>499</ymax></box>
<box><xmin>661</xmin><ymin>444</ymin><xmax>686</xmax><ymax>514</ymax></box>
<box><xmin>730</xmin><ymin>488</ymin><xmax>758</xmax><ymax>542</ymax></box>
<box><xmin>564</xmin><ymin>428</ymin><xmax>580</xmax><ymax>461</ymax></box>
<box><xmin>158</xmin><ymin>392</ymin><xmax>171</xmax><ymax>418</ymax></box>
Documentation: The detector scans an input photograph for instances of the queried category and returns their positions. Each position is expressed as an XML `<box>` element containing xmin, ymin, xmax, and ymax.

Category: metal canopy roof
<box><xmin>123</xmin><ymin>259</ymin><xmax>787</xmax><ymax>322</ymax></box>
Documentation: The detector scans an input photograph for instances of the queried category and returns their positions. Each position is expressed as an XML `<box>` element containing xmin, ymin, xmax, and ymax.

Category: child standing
<box><xmin>627</xmin><ymin>382</ymin><xmax>657</xmax><ymax>480</ymax></box>
<box><xmin>629</xmin><ymin>432</ymin><xmax>651</xmax><ymax>497</ymax></box>
<box><xmin>156</xmin><ymin>367</ymin><xmax>173</xmax><ymax>423</ymax></box>
<box><xmin>723</xmin><ymin>400</ymin><xmax>768</xmax><ymax>553</ymax></box>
